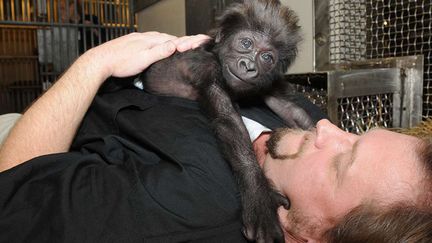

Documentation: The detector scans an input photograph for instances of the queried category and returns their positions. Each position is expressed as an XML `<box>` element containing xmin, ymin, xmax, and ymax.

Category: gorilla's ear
<box><xmin>214</xmin><ymin>30</ymin><xmax>222</xmax><ymax>43</ymax></box>
<box><xmin>208</xmin><ymin>27</ymin><xmax>223</xmax><ymax>44</ymax></box>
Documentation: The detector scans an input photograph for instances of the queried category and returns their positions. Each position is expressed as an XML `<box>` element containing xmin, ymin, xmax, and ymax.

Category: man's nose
<box><xmin>314</xmin><ymin>119</ymin><xmax>357</xmax><ymax>149</ymax></box>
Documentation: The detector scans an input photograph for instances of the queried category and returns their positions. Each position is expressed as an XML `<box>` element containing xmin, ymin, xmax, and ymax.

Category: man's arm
<box><xmin>0</xmin><ymin>32</ymin><xmax>210</xmax><ymax>172</ymax></box>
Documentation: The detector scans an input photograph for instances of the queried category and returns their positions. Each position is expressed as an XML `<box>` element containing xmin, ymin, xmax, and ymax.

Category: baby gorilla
<box><xmin>141</xmin><ymin>0</ymin><xmax>312</xmax><ymax>242</ymax></box>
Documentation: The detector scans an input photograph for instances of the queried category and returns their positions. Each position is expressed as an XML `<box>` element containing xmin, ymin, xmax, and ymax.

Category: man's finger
<box><xmin>139</xmin><ymin>40</ymin><xmax>176</xmax><ymax>68</ymax></box>
<box><xmin>137</xmin><ymin>32</ymin><xmax>178</xmax><ymax>48</ymax></box>
<box><xmin>176</xmin><ymin>34</ymin><xmax>211</xmax><ymax>52</ymax></box>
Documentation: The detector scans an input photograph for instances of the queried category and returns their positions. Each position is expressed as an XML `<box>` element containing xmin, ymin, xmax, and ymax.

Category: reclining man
<box><xmin>0</xmin><ymin>32</ymin><xmax>431</xmax><ymax>242</ymax></box>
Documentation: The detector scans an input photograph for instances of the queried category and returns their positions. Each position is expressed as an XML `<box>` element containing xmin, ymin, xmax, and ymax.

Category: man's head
<box><xmin>258</xmin><ymin>119</ymin><xmax>431</xmax><ymax>242</ymax></box>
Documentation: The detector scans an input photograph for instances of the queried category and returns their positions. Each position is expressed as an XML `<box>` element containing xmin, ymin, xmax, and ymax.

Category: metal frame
<box><xmin>313</xmin><ymin>0</ymin><xmax>330</xmax><ymax>71</ymax></box>
<box><xmin>289</xmin><ymin>55</ymin><xmax>423</xmax><ymax>132</ymax></box>
<box><xmin>327</xmin><ymin>55</ymin><xmax>424</xmax><ymax>128</ymax></box>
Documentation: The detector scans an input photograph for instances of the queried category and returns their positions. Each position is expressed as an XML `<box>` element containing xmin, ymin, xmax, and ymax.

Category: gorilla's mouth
<box><xmin>224</xmin><ymin>65</ymin><xmax>254</xmax><ymax>87</ymax></box>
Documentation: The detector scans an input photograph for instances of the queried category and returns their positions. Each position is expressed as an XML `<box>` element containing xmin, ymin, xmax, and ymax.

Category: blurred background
<box><xmin>0</xmin><ymin>0</ymin><xmax>430</xmax><ymax>133</ymax></box>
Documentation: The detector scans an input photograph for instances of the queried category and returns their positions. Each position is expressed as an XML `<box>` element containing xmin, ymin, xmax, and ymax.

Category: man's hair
<box><xmin>396</xmin><ymin>119</ymin><xmax>432</xmax><ymax>208</ymax></box>
<box><xmin>416</xmin><ymin>137</ymin><xmax>432</xmax><ymax>209</ymax></box>
<box><xmin>324</xmin><ymin>204</ymin><xmax>432</xmax><ymax>242</ymax></box>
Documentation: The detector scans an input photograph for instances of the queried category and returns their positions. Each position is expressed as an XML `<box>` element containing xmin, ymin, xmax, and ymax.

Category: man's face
<box><xmin>261</xmin><ymin>119</ymin><xmax>424</xmax><ymax>242</ymax></box>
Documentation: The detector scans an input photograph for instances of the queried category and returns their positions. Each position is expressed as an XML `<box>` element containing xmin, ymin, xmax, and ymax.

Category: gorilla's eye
<box><xmin>261</xmin><ymin>52</ymin><xmax>274</xmax><ymax>63</ymax></box>
<box><xmin>241</xmin><ymin>38</ymin><xmax>252</xmax><ymax>49</ymax></box>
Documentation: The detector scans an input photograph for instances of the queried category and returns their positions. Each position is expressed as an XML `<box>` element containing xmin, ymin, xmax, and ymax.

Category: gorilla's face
<box><xmin>218</xmin><ymin>30</ymin><xmax>279</xmax><ymax>97</ymax></box>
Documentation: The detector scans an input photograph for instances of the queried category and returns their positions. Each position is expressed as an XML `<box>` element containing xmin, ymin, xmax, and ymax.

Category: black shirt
<box><xmin>0</xmin><ymin>89</ymin><xmax>325</xmax><ymax>242</ymax></box>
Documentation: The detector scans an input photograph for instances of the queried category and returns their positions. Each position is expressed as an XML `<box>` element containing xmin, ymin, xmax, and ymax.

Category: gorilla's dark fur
<box><xmin>141</xmin><ymin>0</ymin><xmax>312</xmax><ymax>242</ymax></box>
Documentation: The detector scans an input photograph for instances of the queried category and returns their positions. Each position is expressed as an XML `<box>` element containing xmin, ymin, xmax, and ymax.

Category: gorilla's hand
<box><xmin>265</xmin><ymin>95</ymin><xmax>314</xmax><ymax>130</ymax></box>
<box><xmin>241</xmin><ymin>171</ymin><xmax>290</xmax><ymax>243</ymax></box>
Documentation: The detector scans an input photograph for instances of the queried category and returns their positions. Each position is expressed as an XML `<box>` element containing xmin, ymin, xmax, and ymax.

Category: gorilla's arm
<box><xmin>200</xmin><ymin>80</ymin><xmax>289</xmax><ymax>243</ymax></box>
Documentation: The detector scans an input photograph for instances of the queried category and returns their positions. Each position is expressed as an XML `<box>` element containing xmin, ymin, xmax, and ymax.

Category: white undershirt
<box><xmin>242</xmin><ymin>116</ymin><xmax>271</xmax><ymax>142</ymax></box>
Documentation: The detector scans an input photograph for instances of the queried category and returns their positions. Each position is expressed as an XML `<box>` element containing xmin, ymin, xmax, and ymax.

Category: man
<box><xmin>261</xmin><ymin>120</ymin><xmax>432</xmax><ymax>241</ymax></box>
<box><xmin>0</xmin><ymin>32</ymin><xmax>430</xmax><ymax>242</ymax></box>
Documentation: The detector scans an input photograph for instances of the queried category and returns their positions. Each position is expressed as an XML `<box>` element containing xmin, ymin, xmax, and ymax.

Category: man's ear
<box><xmin>278</xmin><ymin>208</ymin><xmax>324</xmax><ymax>243</ymax></box>
<box><xmin>297</xmin><ymin>228</ymin><xmax>326</xmax><ymax>243</ymax></box>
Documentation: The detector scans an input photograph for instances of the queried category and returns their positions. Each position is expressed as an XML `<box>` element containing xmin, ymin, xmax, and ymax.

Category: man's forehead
<box><xmin>354</xmin><ymin>129</ymin><xmax>423</xmax><ymax>199</ymax></box>
<box><xmin>362</xmin><ymin>127</ymin><xmax>420</xmax><ymax>144</ymax></box>
<box><xmin>359</xmin><ymin>128</ymin><xmax>421</xmax><ymax>165</ymax></box>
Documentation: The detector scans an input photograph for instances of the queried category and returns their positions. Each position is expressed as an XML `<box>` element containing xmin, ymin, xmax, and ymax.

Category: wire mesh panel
<box><xmin>366</xmin><ymin>0</ymin><xmax>432</xmax><ymax>119</ymax></box>
<box><xmin>338</xmin><ymin>93</ymin><xmax>393</xmax><ymax>134</ymax></box>
<box><xmin>329</xmin><ymin>0</ymin><xmax>367</xmax><ymax>64</ymax></box>
<box><xmin>0</xmin><ymin>0</ymin><xmax>136</xmax><ymax>114</ymax></box>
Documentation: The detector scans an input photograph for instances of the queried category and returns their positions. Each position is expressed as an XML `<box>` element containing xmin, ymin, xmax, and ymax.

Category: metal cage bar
<box><xmin>0</xmin><ymin>0</ymin><xmax>136</xmax><ymax>114</ymax></box>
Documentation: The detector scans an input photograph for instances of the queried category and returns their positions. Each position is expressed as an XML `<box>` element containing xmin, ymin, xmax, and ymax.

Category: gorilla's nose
<box><xmin>238</xmin><ymin>58</ymin><xmax>256</xmax><ymax>73</ymax></box>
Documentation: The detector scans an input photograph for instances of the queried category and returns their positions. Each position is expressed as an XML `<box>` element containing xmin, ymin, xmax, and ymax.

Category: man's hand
<box><xmin>83</xmin><ymin>32</ymin><xmax>210</xmax><ymax>80</ymax></box>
